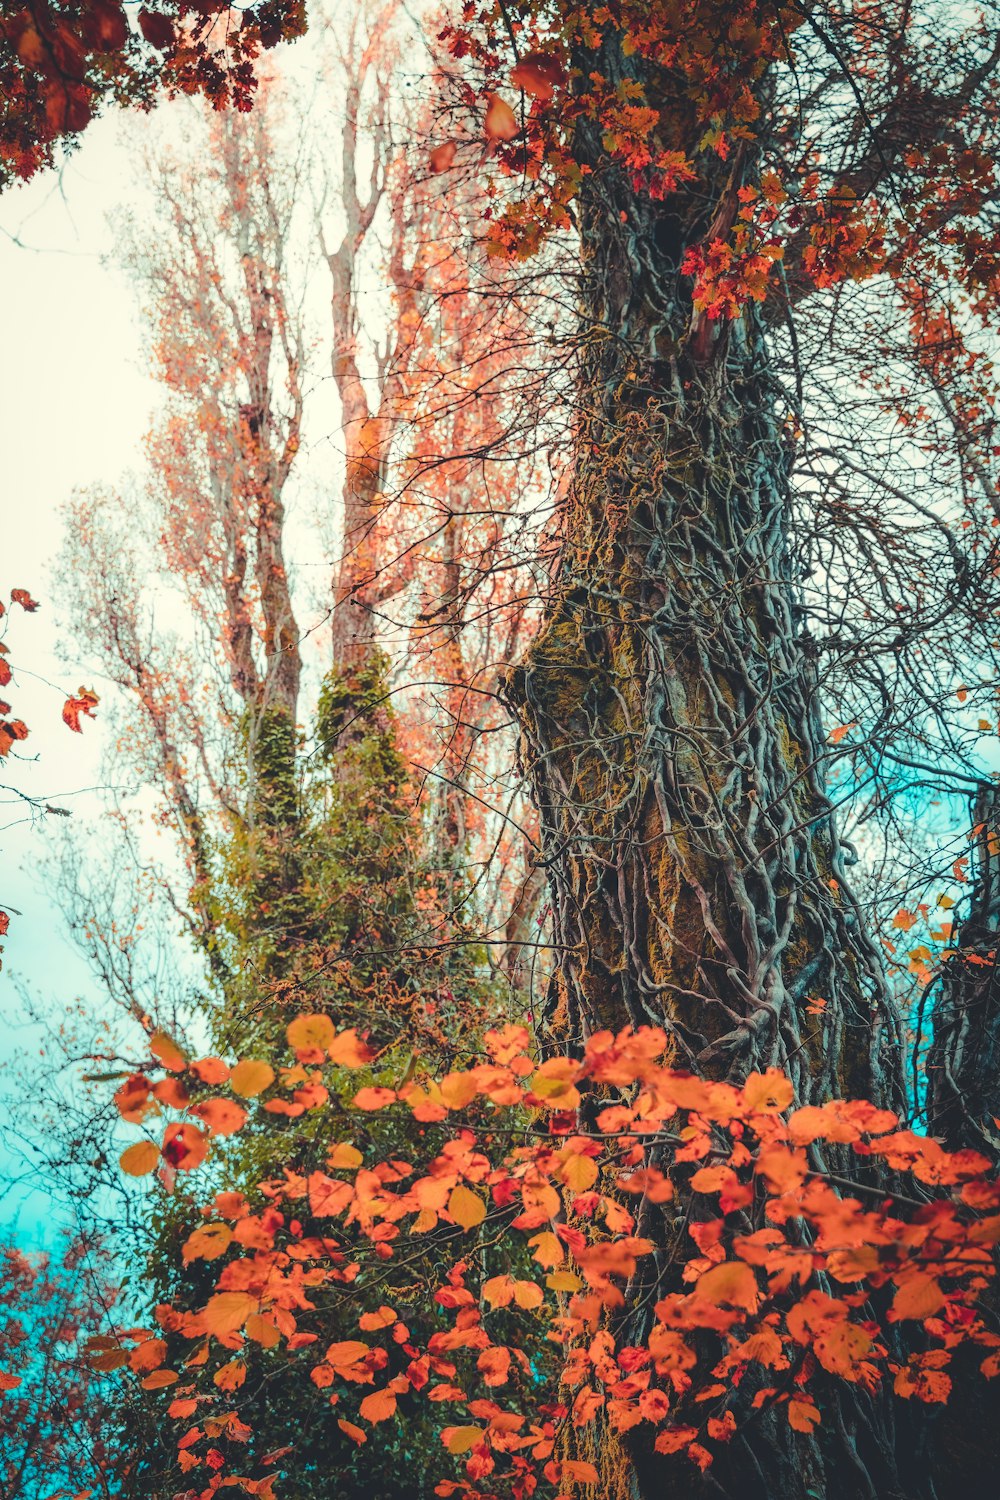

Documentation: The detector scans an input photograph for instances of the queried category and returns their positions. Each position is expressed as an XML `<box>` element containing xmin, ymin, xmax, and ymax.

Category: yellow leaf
<box><xmin>119</xmin><ymin>1140</ymin><xmax>160</xmax><ymax>1177</ymax></box>
<box><xmin>328</xmin><ymin>1142</ymin><xmax>364</xmax><ymax>1170</ymax></box>
<box><xmin>443</xmin><ymin>1426</ymin><xmax>481</xmax><ymax>1454</ymax></box>
<box><xmin>528</xmin><ymin>1231</ymin><xmax>564</xmax><ymax>1268</ymax></box>
<box><xmin>482</xmin><ymin>1275</ymin><xmax>515</xmax><ymax>1307</ymax></box>
<box><xmin>547</xmin><ymin>1270</ymin><xmax>583</xmax><ymax>1293</ymax></box>
<box><xmin>287</xmin><ymin>1014</ymin><xmax>336</xmax><ymax>1054</ymax></box>
<box><xmin>229</xmin><ymin>1059</ymin><xmax>275</xmax><ymax>1098</ymax></box>
<box><xmin>448</xmin><ymin>1185</ymin><xmax>487</xmax><ymax>1231</ymax></box>
<box><xmin>560</xmin><ymin>1151</ymin><xmax>599</xmax><ymax>1192</ymax></box>
<box><xmin>182</xmin><ymin>1223</ymin><xmax>232</xmax><ymax>1265</ymax></box>
<box><xmin>743</xmin><ymin>1068</ymin><xmax>794</xmax><ymax>1113</ymax></box>
<box><xmin>439</xmin><ymin>1071</ymin><xmax>479</xmax><ymax>1110</ymax></box>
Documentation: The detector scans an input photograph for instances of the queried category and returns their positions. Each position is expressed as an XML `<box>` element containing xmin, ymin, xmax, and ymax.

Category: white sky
<box><xmin>0</xmin><ymin>21</ymin><xmax>370</xmax><ymax>1239</ymax></box>
<box><xmin>0</xmin><ymin>112</ymin><xmax>170</xmax><ymax>1239</ymax></box>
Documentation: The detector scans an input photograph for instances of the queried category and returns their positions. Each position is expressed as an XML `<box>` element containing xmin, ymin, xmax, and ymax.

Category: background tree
<box><xmin>0</xmin><ymin>1234</ymin><xmax>119</xmax><ymax>1500</ymax></box>
<box><xmin>49</xmin><ymin>12</ymin><xmax>555</xmax><ymax>1494</ymax></box>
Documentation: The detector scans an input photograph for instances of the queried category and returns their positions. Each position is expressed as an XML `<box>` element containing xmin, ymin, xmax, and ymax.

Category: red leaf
<box><xmin>62</xmin><ymin>688</ymin><xmax>99</xmax><ymax>733</ymax></box>
<box><xmin>138</xmin><ymin>8</ymin><xmax>176</xmax><ymax>49</ymax></box>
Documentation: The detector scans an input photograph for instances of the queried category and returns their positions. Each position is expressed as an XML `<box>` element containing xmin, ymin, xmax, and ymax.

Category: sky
<box><xmin>0</xmin><ymin>19</ymin><xmax>359</xmax><ymax>1243</ymax></box>
<box><xmin>0</xmin><ymin>113</ymin><xmax>163</xmax><ymax>1241</ymax></box>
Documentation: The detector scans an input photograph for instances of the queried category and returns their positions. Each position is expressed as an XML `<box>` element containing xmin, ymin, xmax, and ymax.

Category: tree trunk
<box><xmin>504</xmin><ymin>28</ymin><xmax>919</xmax><ymax>1500</ymax></box>
<box><xmin>927</xmin><ymin>782</ymin><xmax>1000</xmax><ymax>1154</ymax></box>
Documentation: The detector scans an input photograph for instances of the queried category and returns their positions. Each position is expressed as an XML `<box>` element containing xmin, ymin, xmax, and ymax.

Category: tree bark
<box><xmin>927</xmin><ymin>782</ymin><xmax>1000</xmax><ymax>1155</ymax></box>
<box><xmin>504</xmin><ymin>27</ymin><xmax>920</xmax><ymax>1500</ymax></box>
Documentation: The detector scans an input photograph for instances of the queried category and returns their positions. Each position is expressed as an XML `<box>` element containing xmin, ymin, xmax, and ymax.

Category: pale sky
<box><xmin>0</xmin><ymin>112</ymin><xmax>162</xmax><ymax>1235</ymax></box>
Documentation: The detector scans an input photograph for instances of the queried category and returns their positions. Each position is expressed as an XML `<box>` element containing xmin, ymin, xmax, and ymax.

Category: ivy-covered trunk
<box><xmin>505</xmin><ymin>29</ymin><xmax>923</xmax><ymax>1500</ymax></box>
<box><xmin>508</xmin><ymin>61</ymin><xmax>904</xmax><ymax>1111</ymax></box>
<box><xmin>928</xmin><ymin>782</ymin><xmax>1000</xmax><ymax>1154</ymax></box>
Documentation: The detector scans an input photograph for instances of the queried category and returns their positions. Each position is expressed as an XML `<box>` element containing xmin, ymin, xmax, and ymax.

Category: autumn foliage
<box><xmin>0</xmin><ymin>1</ymin><xmax>306</xmax><ymax>186</ymax></box>
<box><xmin>6</xmin><ymin>0</ymin><xmax>1000</xmax><ymax>1497</ymax></box>
<box><xmin>93</xmin><ymin>1013</ymin><xmax>1000</xmax><ymax>1498</ymax></box>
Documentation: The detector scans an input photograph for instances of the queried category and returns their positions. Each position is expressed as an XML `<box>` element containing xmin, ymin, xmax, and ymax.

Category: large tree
<box><xmin>439</xmin><ymin>0</ymin><xmax>1000</xmax><ymax>1495</ymax></box>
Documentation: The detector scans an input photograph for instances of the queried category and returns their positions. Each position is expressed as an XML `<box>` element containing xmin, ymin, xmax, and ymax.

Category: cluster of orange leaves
<box><xmin>103</xmin><ymin>1015</ymin><xmax>1000</xmax><ymax>1499</ymax></box>
<box><xmin>436</xmin><ymin>0</ymin><xmax>892</xmax><ymax>311</ymax></box>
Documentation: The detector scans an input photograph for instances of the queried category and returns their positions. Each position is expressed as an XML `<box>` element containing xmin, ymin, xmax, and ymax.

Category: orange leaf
<box><xmin>359</xmin><ymin>1306</ymin><xmax>396</xmax><ymax>1331</ymax></box>
<box><xmin>326</xmin><ymin>1341</ymin><xmax>371</xmax><ymax>1369</ymax></box>
<box><xmin>182</xmin><ymin>1223</ymin><xmax>232</xmax><ymax>1265</ymax></box>
<box><xmin>360</xmin><ymin>1387</ymin><xmax>398</xmax><ymax>1423</ymax></box>
<box><xmin>559</xmin><ymin>1459</ymin><xmax>599</xmax><ymax>1483</ymax></box>
<box><xmin>204</xmin><ymin>1291</ymin><xmax>255</xmax><ymax>1337</ymax></box>
<box><xmin>161</xmin><ymin>1122</ymin><xmax>208</xmax><ymax>1172</ymax></box>
<box><xmin>213</xmin><ymin>1359</ymin><xmax>247</xmax><ymax>1392</ymax></box>
<box><xmin>246</xmin><ymin>1314</ymin><xmax>281</xmax><ymax>1349</ymax></box>
<box><xmin>510</xmin><ymin>51</ymin><xmax>563</xmax><ymax>101</ymax></box>
<box><xmin>484</xmin><ymin>93</ymin><xmax>519</xmax><ymax>141</ymax></box>
<box><xmin>787</xmin><ymin>1397</ymin><xmax>821</xmax><ymax>1433</ymax></box>
<box><xmin>191</xmin><ymin>1056</ymin><xmax>230</xmax><ymax>1085</ymax></box>
<box><xmin>149</xmin><ymin>1028</ymin><xmax>187</xmax><ymax>1072</ymax></box>
<box><xmin>62</xmin><ymin>688</ymin><xmax>99</xmax><ymax>733</ymax></box>
<box><xmin>338</xmin><ymin>1418</ymin><xmax>367</xmax><ymax>1445</ymax></box>
<box><xmin>828</xmin><ymin>722</ymin><xmax>856</xmax><ymax>744</ymax></box>
<box><xmin>482</xmin><ymin>1274</ymin><xmax>516</xmax><ymax>1307</ymax></box>
<box><xmin>891</xmin><ymin>1274</ymin><xmax>945</xmax><ymax>1321</ymax></box>
<box><xmin>190</xmin><ymin>1098</ymin><xmax>247</xmax><ymax>1136</ymax></box>
<box><xmin>353</xmin><ymin>1086</ymin><xmax>396</xmax><ymax>1111</ymax></box>
<box><xmin>328</xmin><ymin>1027</ymin><xmax>375</xmax><ymax>1068</ymax></box>
<box><xmin>430</xmin><ymin>141</ymin><xmax>456</xmax><ymax>173</ymax></box>
<box><xmin>308</xmin><ymin>1172</ymin><xmax>353</xmax><ymax>1217</ymax></box>
<box><xmin>140</xmin><ymin>1369</ymin><xmax>178</xmax><ymax>1390</ymax></box>
<box><xmin>477</xmin><ymin>1346</ymin><xmax>511</xmax><ymax>1387</ymax></box>
<box><xmin>695</xmin><ymin>1261</ymin><xmax>759</xmax><ymax>1312</ymax></box>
